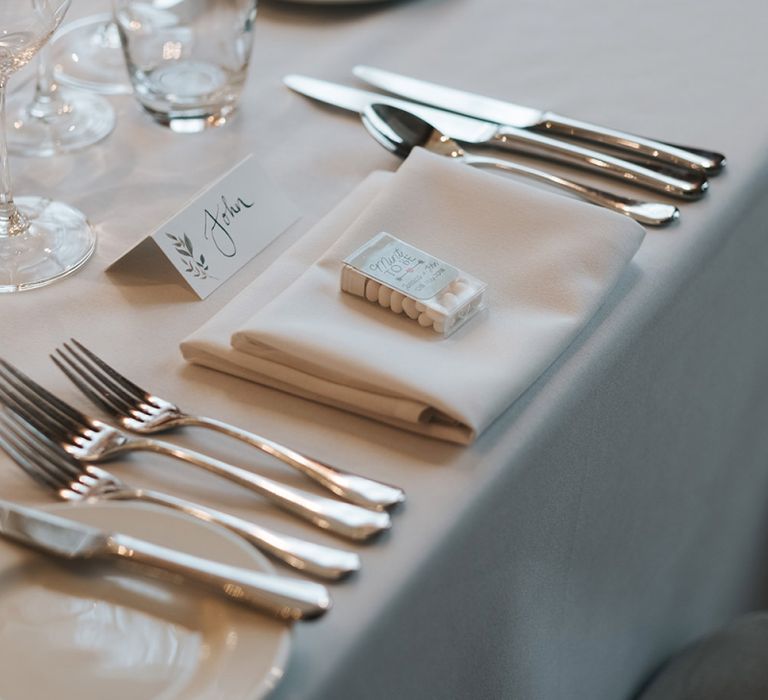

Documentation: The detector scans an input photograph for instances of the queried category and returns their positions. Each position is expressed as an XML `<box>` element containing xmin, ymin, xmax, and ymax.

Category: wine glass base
<box><xmin>52</xmin><ymin>13</ymin><xmax>133</xmax><ymax>96</ymax></box>
<box><xmin>6</xmin><ymin>90</ymin><xmax>116</xmax><ymax>157</ymax></box>
<box><xmin>0</xmin><ymin>197</ymin><xmax>96</xmax><ymax>293</ymax></box>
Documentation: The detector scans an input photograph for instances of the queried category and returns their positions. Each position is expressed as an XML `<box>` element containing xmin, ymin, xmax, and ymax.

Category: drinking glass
<box><xmin>52</xmin><ymin>13</ymin><xmax>133</xmax><ymax>95</ymax></box>
<box><xmin>0</xmin><ymin>1</ymin><xmax>96</xmax><ymax>293</ymax></box>
<box><xmin>114</xmin><ymin>0</ymin><xmax>258</xmax><ymax>133</ymax></box>
<box><xmin>6</xmin><ymin>40</ymin><xmax>116</xmax><ymax>157</ymax></box>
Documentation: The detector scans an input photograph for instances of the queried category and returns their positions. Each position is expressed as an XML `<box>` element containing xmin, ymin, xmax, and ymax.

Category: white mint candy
<box><xmin>450</xmin><ymin>279</ymin><xmax>472</xmax><ymax>297</ymax></box>
<box><xmin>439</xmin><ymin>292</ymin><xmax>459</xmax><ymax>310</ymax></box>
<box><xmin>414</xmin><ymin>302</ymin><xmax>426</xmax><ymax>312</ymax></box>
<box><xmin>378</xmin><ymin>285</ymin><xmax>392</xmax><ymax>307</ymax></box>
<box><xmin>390</xmin><ymin>292</ymin><xmax>404</xmax><ymax>314</ymax></box>
<box><xmin>402</xmin><ymin>297</ymin><xmax>419</xmax><ymax>319</ymax></box>
<box><xmin>365</xmin><ymin>279</ymin><xmax>380</xmax><ymax>302</ymax></box>
<box><xmin>341</xmin><ymin>267</ymin><xmax>366</xmax><ymax>296</ymax></box>
<box><xmin>417</xmin><ymin>312</ymin><xmax>433</xmax><ymax>327</ymax></box>
<box><xmin>433</xmin><ymin>320</ymin><xmax>445</xmax><ymax>334</ymax></box>
<box><xmin>426</xmin><ymin>306</ymin><xmax>447</xmax><ymax>322</ymax></box>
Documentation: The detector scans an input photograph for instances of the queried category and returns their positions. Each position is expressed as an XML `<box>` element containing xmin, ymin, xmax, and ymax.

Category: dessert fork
<box><xmin>0</xmin><ymin>408</ymin><xmax>360</xmax><ymax>580</ymax></box>
<box><xmin>52</xmin><ymin>339</ymin><xmax>405</xmax><ymax>511</ymax></box>
<box><xmin>0</xmin><ymin>359</ymin><xmax>390</xmax><ymax>541</ymax></box>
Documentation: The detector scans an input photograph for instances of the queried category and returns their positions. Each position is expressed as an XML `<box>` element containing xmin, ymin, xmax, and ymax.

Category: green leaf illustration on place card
<box><xmin>165</xmin><ymin>232</ymin><xmax>216</xmax><ymax>280</ymax></box>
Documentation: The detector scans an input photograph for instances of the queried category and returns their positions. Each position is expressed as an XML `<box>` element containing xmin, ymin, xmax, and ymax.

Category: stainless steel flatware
<box><xmin>0</xmin><ymin>359</ymin><xmax>390</xmax><ymax>542</ymax></box>
<box><xmin>0</xmin><ymin>498</ymin><xmax>331</xmax><ymax>620</ymax></box>
<box><xmin>52</xmin><ymin>339</ymin><xmax>404</xmax><ymax>512</ymax></box>
<box><xmin>363</xmin><ymin>104</ymin><xmax>679</xmax><ymax>227</ymax></box>
<box><xmin>284</xmin><ymin>74</ymin><xmax>707</xmax><ymax>200</ymax></box>
<box><xmin>0</xmin><ymin>408</ymin><xmax>360</xmax><ymax>580</ymax></box>
<box><xmin>353</xmin><ymin>65</ymin><xmax>726</xmax><ymax>175</ymax></box>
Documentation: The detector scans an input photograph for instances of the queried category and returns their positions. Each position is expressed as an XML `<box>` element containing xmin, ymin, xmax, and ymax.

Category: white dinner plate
<box><xmin>0</xmin><ymin>502</ymin><xmax>292</xmax><ymax>700</ymax></box>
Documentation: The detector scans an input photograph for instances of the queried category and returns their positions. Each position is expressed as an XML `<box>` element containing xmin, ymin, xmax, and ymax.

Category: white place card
<box><xmin>109</xmin><ymin>155</ymin><xmax>301</xmax><ymax>299</ymax></box>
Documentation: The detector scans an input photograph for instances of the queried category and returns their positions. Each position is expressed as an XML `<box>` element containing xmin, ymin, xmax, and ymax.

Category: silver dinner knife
<box><xmin>284</xmin><ymin>75</ymin><xmax>707</xmax><ymax>200</ymax></box>
<box><xmin>353</xmin><ymin>65</ymin><xmax>726</xmax><ymax>175</ymax></box>
<box><xmin>0</xmin><ymin>499</ymin><xmax>331</xmax><ymax>620</ymax></box>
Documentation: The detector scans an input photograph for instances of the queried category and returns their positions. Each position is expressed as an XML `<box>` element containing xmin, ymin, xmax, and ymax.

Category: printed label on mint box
<box><xmin>344</xmin><ymin>232</ymin><xmax>459</xmax><ymax>301</ymax></box>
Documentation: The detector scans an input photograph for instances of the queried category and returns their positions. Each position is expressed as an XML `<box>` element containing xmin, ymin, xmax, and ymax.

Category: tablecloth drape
<box><xmin>2</xmin><ymin>1</ymin><xmax>767</xmax><ymax>698</ymax></box>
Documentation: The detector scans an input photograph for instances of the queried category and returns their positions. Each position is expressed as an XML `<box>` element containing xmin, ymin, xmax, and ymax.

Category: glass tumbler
<box><xmin>114</xmin><ymin>0</ymin><xmax>258</xmax><ymax>133</ymax></box>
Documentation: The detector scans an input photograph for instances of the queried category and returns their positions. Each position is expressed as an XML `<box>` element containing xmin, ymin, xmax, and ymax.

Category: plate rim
<box><xmin>0</xmin><ymin>500</ymin><xmax>293</xmax><ymax>700</ymax></box>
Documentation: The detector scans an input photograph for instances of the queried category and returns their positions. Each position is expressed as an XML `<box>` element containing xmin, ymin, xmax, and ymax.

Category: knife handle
<box><xmin>492</xmin><ymin>125</ymin><xmax>708</xmax><ymax>200</ymax></box>
<box><xmin>535</xmin><ymin>112</ymin><xmax>725</xmax><ymax>174</ymax></box>
<box><xmin>106</xmin><ymin>533</ymin><xmax>332</xmax><ymax>620</ymax></box>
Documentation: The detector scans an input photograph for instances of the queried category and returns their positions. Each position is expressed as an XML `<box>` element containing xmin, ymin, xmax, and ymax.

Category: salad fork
<box><xmin>0</xmin><ymin>359</ymin><xmax>390</xmax><ymax>541</ymax></box>
<box><xmin>0</xmin><ymin>408</ymin><xmax>361</xmax><ymax>580</ymax></box>
<box><xmin>52</xmin><ymin>339</ymin><xmax>405</xmax><ymax>511</ymax></box>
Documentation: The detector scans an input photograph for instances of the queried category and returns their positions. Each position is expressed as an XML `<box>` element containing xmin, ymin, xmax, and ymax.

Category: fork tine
<box><xmin>0</xmin><ymin>430</ymin><xmax>60</xmax><ymax>491</ymax></box>
<box><xmin>70</xmin><ymin>339</ymin><xmax>150</xmax><ymax>402</ymax></box>
<box><xmin>0</xmin><ymin>358</ymin><xmax>90</xmax><ymax>431</ymax></box>
<box><xmin>0</xmin><ymin>410</ymin><xmax>71</xmax><ymax>491</ymax></box>
<box><xmin>0</xmin><ymin>380</ymin><xmax>73</xmax><ymax>442</ymax></box>
<box><xmin>0</xmin><ymin>409</ymin><xmax>83</xmax><ymax>481</ymax></box>
<box><xmin>51</xmin><ymin>350</ymin><xmax>130</xmax><ymax>417</ymax></box>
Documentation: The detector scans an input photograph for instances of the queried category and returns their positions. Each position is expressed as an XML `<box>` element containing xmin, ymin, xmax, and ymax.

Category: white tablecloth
<box><xmin>3</xmin><ymin>1</ymin><xmax>768</xmax><ymax>698</ymax></box>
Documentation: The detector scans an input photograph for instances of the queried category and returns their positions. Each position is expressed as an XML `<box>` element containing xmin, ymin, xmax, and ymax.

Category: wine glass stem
<box><xmin>0</xmin><ymin>80</ymin><xmax>26</xmax><ymax>239</ymax></box>
<box><xmin>27</xmin><ymin>45</ymin><xmax>62</xmax><ymax>120</ymax></box>
<box><xmin>0</xmin><ymin>80</ymin><xmax>16</xmax><ymax>238</ymax></box>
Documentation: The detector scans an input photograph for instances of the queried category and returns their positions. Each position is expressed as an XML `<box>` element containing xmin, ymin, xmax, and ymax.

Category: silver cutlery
<box><xmin>284</xmin><ymin>74</ymin><xmax>708</xmax><ymax>200</ymax></box>
<box><xmin>0</xmin><ymin>498</ymin><xmax>331</xmax><ymax>620</ymax></box>
<box><xmin>363</xmin><ymin>103</ymin><xmax>679</xmax><ymax>227</ymax></box>
<box><xmin>52</xmin><ymin>339</ymin><xmax>404</xmax><ymax>512</ymax></box>
<box><xmin>0</xmin><ymin>408</ymin><xmax>360</xmax><ymax>580</ymax></box>
<box><xmin>353</xmin><ymin>65</ymin><xmax>726</xmax><ymax>175</ymax></box>
<box><xmin>0</xmin><ymin>360</ymin><xmax>390</xmax><ymax>541</ymax></box>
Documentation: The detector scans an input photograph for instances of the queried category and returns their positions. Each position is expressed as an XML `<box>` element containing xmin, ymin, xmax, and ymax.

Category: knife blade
<box><xmin>353</xmin><ymin>65</ymin><xmax>725</xmax><ymax>175</ymax></box>
<box><xmin>0</xmin><ymin>499</ymin><xmax>331</xmax><ymax>620</ymax></box>
<box><xmin>284</xmin><ymin>75</ymin><xmax>707</xmax><ymax>200</ymax></box>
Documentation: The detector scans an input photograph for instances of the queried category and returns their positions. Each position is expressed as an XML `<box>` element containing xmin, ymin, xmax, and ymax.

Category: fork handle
<box><xmin>186</xmin><ymin>416</ymin><xmax>405</xmax><ymax>511</ymax></box>
<box><xmin>132</xmin><ymin>439</ymin><xmax>391</xmax><ymax>541</ymax></box>
<box><xmin>134</xmin><ymin>488</ymin><xmax>361</xmax><ymax>580</ymax></box>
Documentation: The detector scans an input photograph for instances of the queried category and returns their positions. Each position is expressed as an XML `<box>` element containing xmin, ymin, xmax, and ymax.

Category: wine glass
<box><xmin>0</xmin><ymin>0</ymin><xmax>96</xmax><ymax>293</ymax></box>
<box><xmin>52</xmin><ymin>11</ymin><xmax>132</xmax><ymax>95</ymax></box>
<box><xmin>6</xmin><ymin>38</ymin><xmax>116</xmax><ymax>157</ymax></box>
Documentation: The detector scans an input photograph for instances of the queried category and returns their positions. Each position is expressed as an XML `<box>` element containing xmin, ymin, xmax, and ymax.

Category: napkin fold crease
<box><xmin>182</xmin><ymin>149</ymin><xmax>644</xmax><ymax>444</ymax></box>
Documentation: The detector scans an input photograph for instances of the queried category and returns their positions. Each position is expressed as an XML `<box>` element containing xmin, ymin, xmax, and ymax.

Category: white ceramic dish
<box><xmin>0</xmin><ymin>501</ymin><xmax>292</xmax><ymax>700</ymax></box>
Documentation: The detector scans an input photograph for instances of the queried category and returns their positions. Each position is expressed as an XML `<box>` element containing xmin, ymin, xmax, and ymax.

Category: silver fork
<box><xmin>52</xmin><ymin>340</ymin><xmax>405</xmax><ymax>512</ymax></box>
<box><xmin>0</xmin><ymin>408</ymin><xmax>360</xmax><ymax>580</ymax></box>
<box><xmin>0</xmin><ymin>359</ymin><xmax>390</xmax><ymax>541</ymax></box>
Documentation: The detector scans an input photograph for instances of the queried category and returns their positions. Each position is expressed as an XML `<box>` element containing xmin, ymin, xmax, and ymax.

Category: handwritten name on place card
<box><xmin>109</xmin><ymin>155</ymin><xmax>300</xmax><ymax>299</ymax></box>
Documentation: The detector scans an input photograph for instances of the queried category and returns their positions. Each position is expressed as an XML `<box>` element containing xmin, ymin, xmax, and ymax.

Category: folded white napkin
<box><xmin>182</xmin><ymin>149</ymin><xmax>644</xmax><ymax>444</ymax></box>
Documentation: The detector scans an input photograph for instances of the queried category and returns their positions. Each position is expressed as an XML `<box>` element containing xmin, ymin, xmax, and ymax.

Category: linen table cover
<box><xmin>1</xmin><ymin>1</ymin><xmax>766</xmax><ymax>699</ymax></box>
